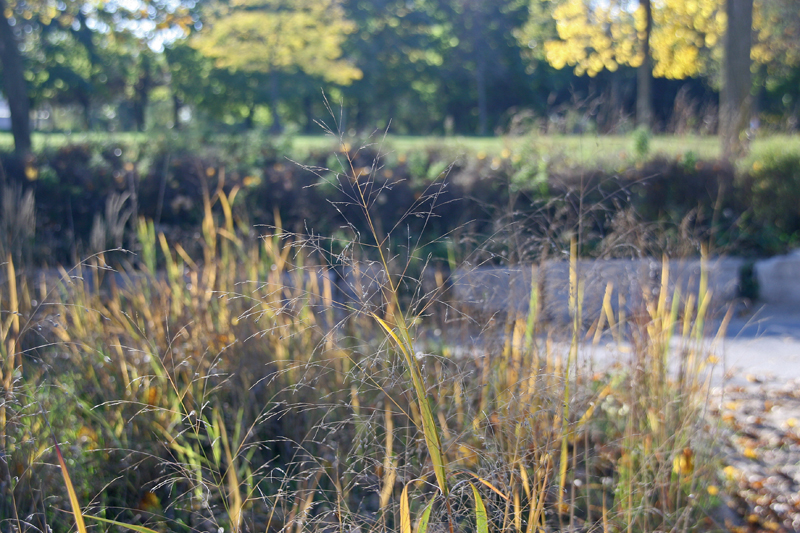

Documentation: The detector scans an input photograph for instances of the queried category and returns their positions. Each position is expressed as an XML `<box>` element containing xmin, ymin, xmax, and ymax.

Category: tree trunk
<box><xmin>133</xmin><ymin>84</ymin><xmax>149</xmax><ymax>132</ymax></box>
<box><xmin>721</xmin><ymin>0</ymin><xmax>754</xmax><ymax>158</ymax></box>
<box><xmin>304</xmin><ymin>95</ymin><xmax>315</xmax><ymax>134</ymax></box>
<box><xmin>476</xmin><ymin>54</ymin><xmax>488</xmax><ymax>135</ymax></box>
<box><xmin>133</xmin><ymin>56</ymin><xmax>152</xmax><ymax>132</ymax></box>
<box><xmin>173</xmin><ymin>94</ymin><xmax>182</xmax><ymax>130</ymax></box>
<box><xmin>636</xmin><ymin>0</ymin><xmax>653</xmax><ymax>130</ymax></box>
<box><xmin>268</xmin><ymin>72</ymin><xmax>282</xmax><ymax>134</ymax></box>
<box><xmin>609</xmin><ymin>73</ymin><xmax>621</xmax><ymax>132</ymax></box>
<box><xmin>80</xmin><ymin>93</ymin><xmax>92</xmax><ymax>130</ymax></box>
<box><xmin>0</xmin><ymin>0</ymin><xmax>31</xmax><ymax>157</ymax></box>
<box><xmin>244</xmin><ymin>102</ymin><xmax>256</xmax><ymax>130</ymax></box>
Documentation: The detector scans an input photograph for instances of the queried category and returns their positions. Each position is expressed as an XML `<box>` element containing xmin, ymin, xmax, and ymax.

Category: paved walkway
<box><xmin>716</xmin><ymin>303</ymin><xmax>800</xmax><ymax>384</ymax></box>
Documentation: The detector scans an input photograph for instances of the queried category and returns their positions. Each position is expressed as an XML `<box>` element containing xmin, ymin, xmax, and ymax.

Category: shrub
<box><xmin>740</xmin><ymin>150</ymin><xmax>800</xmax><ymax>253</ymax></box>
<box><xmin>4</xmin><ymin>135</ymin><xmax>799</xmax><ymax>268</ymax></box>
<box><xmin>631</xmin><ymin>126</ymin><xmax>651</xmax><ymax>160</ymax></box>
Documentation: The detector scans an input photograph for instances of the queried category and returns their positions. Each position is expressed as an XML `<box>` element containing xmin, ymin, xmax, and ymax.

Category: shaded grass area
<box><xmin>294</xmin><ymin>134</ymin><xmax>728</xmax><ymax>164</ymax></box>
<box><xmin>4</xmin><ymin>131</ymin><xmax>800</xmax><ymax>168</ymax></box>
<box><xmin>0</xmin><ymin>147</ymin><xmax>733</xmax><ymax>533</ymax></box>
<box><xmin>296</xmin><ymin>133</ymin><xmax>800</xmax><ymax>171</ymax></box>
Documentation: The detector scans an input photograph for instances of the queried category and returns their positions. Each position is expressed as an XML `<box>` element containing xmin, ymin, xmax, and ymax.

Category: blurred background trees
<box><xmin>1</xmin><ymin>0</ymin><xmax>798</xmax><ymax>147</ymax></box>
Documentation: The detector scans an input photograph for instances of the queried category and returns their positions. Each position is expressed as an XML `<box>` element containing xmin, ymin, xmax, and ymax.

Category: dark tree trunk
<box><xmin>133</xmin><ymin>56</ymin><xmax>152</xmax><ymax>132</ymax></box>
<box><xmin>80</xmin><ymin>93</ymin><xmax>92</xmax><ymax>130</ymax></box>
<box><xmin>173</xmin><ymin>94</ymin><xmax>182</xmax><ymax>130</ymax></box>
<box><xmin>609</xmin><ymin>73</ymin><xmax>621</xmax><ymax>132</ymax></box>
<box><xmin>244</xmin><ymin>102</ymin><xmax>256</xmax><ymax>130</ymax></box>
<box><xmin>465</xmin><ymin>0</ymin><xmax>489</xmax><ymax>136</ymax></box>
<box><xmin>476</xmin><ymin>54</ymin><xmax>488</xmax><ymax>135</ymax></box>
<box><xmin>304</xmin><ymin>95</ymin><xmax>314</xmax><ymax>134</ymax></box>
<box><xmin>721</xmin><ymin>0</ymin><xmax>754</xmax><ymax>158</ymax></box>
<box><xmin>0</xmin><ymin>0</ymin><xmax>31</xmax><ymax>157</ymax></box>
<box><xmin>269</xmin><ymin>72</ymin><xmax>282</xmax><ymax>134</ymax></box>
<box><xmin>133</xmin><ymin>91</ymin><xmax>148</xmax><ymax>132</ymax></box>
<box><xmin>636</xmin><ymin>0</ymin><xmax>653</xmax><ymax>130</ymax></box>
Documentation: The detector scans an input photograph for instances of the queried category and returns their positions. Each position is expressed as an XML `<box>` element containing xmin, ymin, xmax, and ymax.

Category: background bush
<box><xmin>2</xmin><ymin>136</ymin><xmax>799</xmax><ymax>267</ymax></box>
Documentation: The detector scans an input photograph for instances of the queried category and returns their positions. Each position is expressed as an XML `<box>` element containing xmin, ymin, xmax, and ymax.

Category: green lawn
<box><xmin>0</xmin><ymin>131</ymin><xmax>149</xmax><ymax>152</ymax></box>
<box><xmin>3</xmin><ymin>131</ymin><xmax>798</xmax><ymax>168</ymax></box>
<box><xmin>294</xmin><ymin>133</ymin><xmax>800</xmax><ymax>168</ymax></box>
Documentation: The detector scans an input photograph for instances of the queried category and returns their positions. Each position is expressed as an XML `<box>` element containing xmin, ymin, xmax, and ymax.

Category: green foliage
<box><xmin>741</xmin><ymin>150</ymin><xmax>800</xmax><ymax>251</ymax></box>
<box><xmin>511</xmin><ymin>144</ymin><xmax>550</xmax><ymax>195</ymax></box>
<box><xmin>632</xmin><ymin>126</ymin><xmax>651</xmax><ymax>159</ymax></box>
<box><xmin>7</xmin><ymin>133</ymin><xmax>800</xmax><ymax>262</ymax></box>
<box><xmin>6</xmin><ymin>0</ymin><xmax>800</xmax><ymax>136</ymax></box>
<box><xmin>679</xmin><ymin>149</ymin><xmax>699</xmax><ymax>172</ymax></box>
<box><xmin>406</xmin><ymin>150</ymin><xmax>430</xmax><ymax>180</ymax></box>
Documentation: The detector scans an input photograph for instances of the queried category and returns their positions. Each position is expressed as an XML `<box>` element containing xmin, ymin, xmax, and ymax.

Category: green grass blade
<box><xmin>523</xmin><ymin>264</ymin><xmax>539</xmax><ymax>351</ymax></box>
<box><xmin>372</xmin><ymin>313</ymin><xmax>449</xmax><ymax>497</ymax></box>
<box><xmin>417</xmin><ymin>395</ymin><xmax>448</xmax><ymax>497</ymax></box>
<box><xmin>418</xmin><ymin>494</ymin><xmax>435</xmax><ymax>533</ymax></box>
<box><xmin>470</xmin><ymin>483</ymin><xmax>489</xmax><ymax>533</ymax></box>
<box><xmin>83</xmin><ymin>514</ymin><xmax>160</xmax><ymax>533</ymax></box>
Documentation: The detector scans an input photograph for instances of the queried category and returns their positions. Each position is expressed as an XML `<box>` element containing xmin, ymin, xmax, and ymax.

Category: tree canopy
<box><xmin>0</xmin><ymin>0</ymin><xmax>798</xmax><ymax>141</ymax></box>
<box><xmin>539</xmin><ymin>0</ymin><xmax>724</xmax><ymax>79</ymax></box>
<box><xmin>191</xmin><ymin>0</ymin><xmax>362</xmax><ymax>85</ymax></box>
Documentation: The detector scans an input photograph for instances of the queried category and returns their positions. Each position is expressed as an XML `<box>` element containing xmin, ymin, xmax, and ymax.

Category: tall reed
<box><xmin>0</xmin><ymin>139</ymin><xmax>726</xmax><ymax>533</ymax></box>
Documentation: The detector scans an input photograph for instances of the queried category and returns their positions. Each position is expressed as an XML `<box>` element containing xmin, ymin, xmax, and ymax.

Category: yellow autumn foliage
<box><xmin>536</xmin><ymin>0</ymin><xmax>798</xmax><ymax>80</ymax></box>
<box><xmin>542</xmin><ymin>0</ymin><xmax>725</xmax><ymax>79</ymax></box>
<box><xmin>544</xmin><ymin>0</ymin><xmax>643</xmax><ymax>77</ymax></box>
<box><xmin>651</xmin><ymin>0</ymin><xmax>725</xmax><ymax>78</ymax></box>
<box><xmin>192</xmin><ymin>0</ymin><xmax>362</xmax><ymax>85</ymax></box>
<box><xmin>751</xmin><ymin>0</ymin><xmax>800</xmax><ymax>71</ymax></box>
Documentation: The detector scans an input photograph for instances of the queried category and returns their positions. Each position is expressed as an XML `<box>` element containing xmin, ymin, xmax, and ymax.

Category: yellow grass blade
<box><xmin>219</xmin><ymin>185</ymin><xmax>240</xmax><ymax>236</ymax></box>
<box><xmin>558</xmin><ymin>236</ymin><xmax>579</xmax><ymax>513</ymax></box>
<box><xmin>7</xmin><ymin>255</ymin><xmax>19</xmax><ymax>337</ymax></box>
<box><xmin>594</xmin><ymin>282</ymin><xmax>614</xmax><ymax>345</ymax></box>
<box><xmin>380</xmin><ymin>405</ymin><xmax>396</xmax><ymax>509</ymax></box>
<box><xmin>215</xmin><ymin>409</ymin><xmax>243</xmax><ymax>530</ymax></box>
<box><xmin>400</xmin><ymin>483</ymin><xmax>412</xmax><ymax>533</ymax></box>
<box><xmin>379</xmin><ymin>461</ymin><xmax>398</xmax><ymax>510</ymax></box>
<box><xmin>174</xmin><ymin>243</ymin><xmax>198</xmax><ymax>271</ymax></box>
<box><xmin>371</xmin><ymin>314</ymin><xmax>407</xmax><ymax>357</ymax></box>
<box><xmin>519</xmin><ymin>464</ymin><xmax>531</xmax><ymax>499</ymax></box>
<box><xmin>52</xmin><ymin>437</ymin><xmax>87</xmax><ymax>533</ymax></box>
<box><xmin>525</xmin><ymin>457</ymin><xmax>550</xmax><ymax>533</ymax></box>
<box><xmin>462</xmin><ymin>471</ymin><xmax>509</xmax><ymax>501</ymax></box>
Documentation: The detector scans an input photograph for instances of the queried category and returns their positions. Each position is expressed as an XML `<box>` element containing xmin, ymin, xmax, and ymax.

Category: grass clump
<box><xmin>631</xmin><ymin>127</ymin><xmax>651</xmax><ymax>161</ymax></box>
<box><xmin>0</xmin><ymin>132</ymin><xmax>729</xmax><ymax>533</ymax></box>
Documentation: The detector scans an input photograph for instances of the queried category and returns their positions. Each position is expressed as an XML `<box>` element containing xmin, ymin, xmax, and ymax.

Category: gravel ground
<box><xmin>710</xmin><ymin>377</ymin><xmax>800</xmax><ymax>532</ymax></box>
<box><xmin>706</xmin><ymin>304</ymin><xmax>800</xmax><ymax>532</ymax></box>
